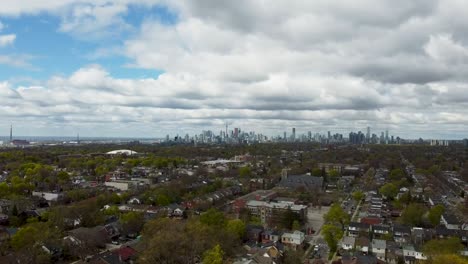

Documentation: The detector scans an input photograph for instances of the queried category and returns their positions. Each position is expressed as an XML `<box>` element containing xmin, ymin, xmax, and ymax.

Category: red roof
<box><xmin>360</xmin><ymin>217</ymin><xmax>382</xmax><ymax>226</ymax></box>
<box><xmin>114</xmin><ymin>246</ymin><xmax>137</xmax><ymax>261</ymax></box>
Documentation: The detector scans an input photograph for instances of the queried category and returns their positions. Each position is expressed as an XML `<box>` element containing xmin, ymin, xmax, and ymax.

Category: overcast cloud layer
<box><xmin>1</xmin><ymin>0</ymin><xmax>468</xmax><ymax>139</ymax></box>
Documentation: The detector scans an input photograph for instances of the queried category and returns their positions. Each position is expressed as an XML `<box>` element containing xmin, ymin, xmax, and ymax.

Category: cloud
<box><xmin>1</xmin><ymin>1</ymin><xmax>468</xmax><ymax>138</ymax></box>
<box><xmin>0</xmin><ymin>34</ymin><xmax>15</xmax><ymax>47</ymax></box>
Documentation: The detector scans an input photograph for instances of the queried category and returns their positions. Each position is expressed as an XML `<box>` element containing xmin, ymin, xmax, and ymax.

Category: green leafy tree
<box><xmin>57</xmin><ymin>171</ymin><xmax>70</xmax><ymax>183</ymax></box>
<box><xmin>328</xmin><ymin>170</ymin><xmax>340</xmax><ymax>181</ymax></box>
<box><xmin>120</xmin><ymin>212</ymin><xmax>145</xmax><ymax>235</ymax></box>
<box><xmin>322</xmin><ymin>224</ymin><xmax>344</xmax><ymax>253</ymax></box>
<box><xmin>311</xmin><ymin>168</ymin><xmax>322</xmax><ymax>177</ymax></box>
<box><xmin>200</xmin><ymin>208</ymin><xmax>226</xmax><ymax>227</ymax></box>
<box><xmin>422</xmin><ymin>237</ymin><xmax>463</xmax><ymax>256</ymax></box>
<box><xmin>104</xmin><ymin>205</ymin><xmax>120</xmax><ymax>216</ymax></box>
<box><xmin>400</xmin><ymin>203</ymin><xmax>426</xmax><ymax>226</ymax></box>
<box><xmin>239</xmin><ymin>166</ymin><xmax>252</xmax><ymax>178</ymax></box>
<box><xmin>352</xmin><ymin>191</ymin><xmax>365</xmax><ymax>202</ymax></box>
<box><xmin>429</xmin><ymin>254</ymin><xmax>468</xmax><ymax>264</ymax></box>
<box><xmin>292</xmin><ymin>220</ymin><xmax>301</xmax><ymax>231</ymax></box>
<box><xmin>202</xmin><ymin>244</ymin><xmax>224</xmax><ymax>264</ymax></box>
<box><xmin>324</xmin><ymin>203</ymin><xmax>350</xmax><ymax>230</ymax></box>
<box><xmin>389</xmin><ymin>168</ymin><xmax>405</xmax><ymax>181</ymax></box>
<box><xmin>379</xmin><ymin>183</ymin><xmax>398</xmax><ymax>199</ymax></box>
<box><xmin>226</xmin><ymin>219</ymin><xmax>246</xmax><ymax>240</ymax></box>
<box><xmin>427</xmin><ymin>205</ymin><xmax>445</xmax><ymax>227</ymax></box>
<box><xmin>281</xmin><ymin>208</ymin><xmax>302</xmax><ymax>230</ymax></box>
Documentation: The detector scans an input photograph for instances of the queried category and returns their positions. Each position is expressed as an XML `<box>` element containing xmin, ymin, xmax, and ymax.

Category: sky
<box><xmin>1</xmin><ymin>1</ymin><xmax>468</xmax><ymax>139</ymax></box>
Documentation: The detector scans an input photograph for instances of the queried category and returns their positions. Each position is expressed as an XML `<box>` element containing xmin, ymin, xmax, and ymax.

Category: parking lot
<box><xmin>307</xmin><ymin>205</ymin><xmax>330</xmax><ymax>233</ymax></box>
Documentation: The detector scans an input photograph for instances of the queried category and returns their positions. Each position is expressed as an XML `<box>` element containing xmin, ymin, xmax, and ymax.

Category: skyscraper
<box><xmin>292</xmin><ymin>128</ymin><xmax>296</xmax><ymax>141</ymax></box>
<box><xmin>9</xmin><ymin>124</ymin><xmax>12</xmax><ymax>142</ymax></box>
<box><xmin>366</xmin><ymin>126</ymin><xmax>370</xmax><ymax>143</ymax></box>
<box><xmin>385</xmin><ymin>130</ymin><xmax>389</xmax><ymax>144</ymax></box>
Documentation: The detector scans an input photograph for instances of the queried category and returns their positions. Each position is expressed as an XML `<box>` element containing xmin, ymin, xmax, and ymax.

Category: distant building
<box><xmin>278</xmin><ymin>174</ymin><xmax>323</xmax><ymax>190</ymax></box>
<box><xmin>246</xmin><ymin>200</ymin><xmax>307</xmax><ymax>226</ymax></box>
<box><xmin>441</xmin><ymin>213</ymin><xmax>461</xmax><ymax>230</ymax></box>
<box><xmin>233</xmin><ymin>190</ymin><xmax>277</xmax><ymax>213</ymax></box>
<box><xmin>430</xmin><ymin>139</ymin><xmax>449</xmax><ymax>146</ymax></box>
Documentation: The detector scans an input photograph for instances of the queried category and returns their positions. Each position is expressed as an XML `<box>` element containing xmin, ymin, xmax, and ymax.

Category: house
<box><xmin>402</xmin><ymin>245</ymin><xmax>427</xmax><ymax>263</ymax></box>
<box><xmin>361</xmin><ymin>217</ymin><xmax>382</xmax><ymax>226</ymax></box>
<box><xmin>341</xmin><ymin>236</ymin><xmax>356</xmax><ymax>251</ymax></box>
<box><xmin>434</xmin><ymin>225</ymin><xmax>458</xmax><ymax>239</ymax></box>
<box><xmin>127</xmin><ymin>197</ymin><xmax>141</xmax><ymax>204</ymax></box>
<box><xmin>340</xmin><ymin>253</ymin><xmax>385</xmax><ymax>264</ymax></box>
<box><xmin>281</xmin><ymin>231</ymin><xmax>305</xmax><ymax>248</ymax></box>
<box><xmin>348</xmin><ymin>222</ymin><xmax>370</xmax><ymax>237</ymax></box>
<box><xmin>441</xmin><ymin>213</ymin><xmax>461</xmax><ymax>230</ymax></box>
<box><xmin>385</xmin><ymin>241</ymin><xmax>403</xmax><ymax>264</ymax></box>
<box><xmin>261</xmin><ymin>230</ymin><xmax>282</xmax><ymax>243</ymax></box>
<box><xmin>372</xmin><ymin>225</ymin><xmax>390</xmax><ymax>239</ymax></box>
<box><xmin>246</xmin><ymin>225</ymin><xmax>264</xmax><ymax>243</ymax></box>
<box><xmin>371</xmin><ymin>239</ymin><xmax>386</xmax><ymax>260</ymax></box>
<box><xmin>411</xmin><ymin>227</ymin><xmax>431</xmax><ymax>246</ymax></box>
<box><xmin>393</xmin><ymin>225</ymin><xmax>411</xmax><ymax>244</ymax></box>
<box><xmin>355</xmin><ymin>237</ymin><xmax>370</xmax><ymax>253</ymax></box>
<box><xmin>0</xmin><ymin>213</ymin><xmax>8</xmax><ymax>225</ymax></box>
<box><xmin>0</xmin><ymin>199</ymin><xmax>12</xmax><ymax>214</ymax></box>
<box><xmin>166</xmin><ymin>204</ymin><xmax>186</xmax><ymax>218</ymax></box>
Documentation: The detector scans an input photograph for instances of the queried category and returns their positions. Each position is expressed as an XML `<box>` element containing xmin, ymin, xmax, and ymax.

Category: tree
<box><xmin>389</xmin><ymin>168</ymin><xmax>405</xmax><ymax>181</ymax></box>
<box><xmin>428</xmin><ymin>254</ymin><xmax>468</xmax><ymax>264</ymax></box>
<box><xmin>281</xmin><ymin>208</ymin><xmax>302</xmax><ymax>230</ymax></box>
<box><xmin>400</xmin><ymin>203</ymin><xmax>426</xmax><ymax>226</ymax></box>
<box><xmin>427</xmin><ymin>205</ymin><xmax>445</xmax><ymax>227</ymax></box>
<box><xmin>322</xmin><ymin>224</ymin><xmax>343</xmax><ymax>253</ymax></box>
<box><xmin>239</xmin><ymin>166</ymin><xmax>252</xmax><ymax>177</ymax></box>
<box><xmin>202</xmin><ymin>244</ymin><xmax>224</xmax><ymax>264</ymax></box>
<box><xmin>328</xmin><ymin>170</ymin><xmax>340</xmax><ymax>181</ymax></box>
<box><xmin>120</xmin><ymin>212</ymin><xmax>145</xmax><ymax>236</ymax></box>
<box><xmin>379</xmin><ymin>183</ymin><xmax>398</xmax><ymax>199</ymax></box>
<box><xmin>226</xmin><ymin>219</ymin><xmax>246</xmax><ymax>240</ymax></box>
<box><xmin>422</xmin><ymin>237</ymin><xmax>463</xmax><ymax>256</ymax></box>
<box><xmin>352</xmin><ymin>191</ymin><xmax>365</xmax><ymax>202</ymax></box>
<box><xmin>311</xmin><ymin>168</ymin><xmax>322</xmax><ymax>177</ymax></box>
<box><xmin>200</xmin><ymin>208</ymin><xmax>226</xmax><ymax>227</ymax></box>
<box><xmin>104</xmin><ymin>205</ymin><xmax>120</xmax><ymax>216</ymax></box>
<box><xmin>57</xmin><ymin>171</ymin><xmax>70</xmax><ymax>184</ymax></box>
<box><xmin>292</xmin><ymin>220</ymin><xmax>301</xmax><ymax>231</ymax></box>
<box><xmin>324</xmin><ymin>203</ymin><xmax>350</xmax><ymax>230</ymax></box>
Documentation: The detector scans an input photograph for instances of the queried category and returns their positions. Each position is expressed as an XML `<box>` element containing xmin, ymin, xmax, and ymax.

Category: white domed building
<box><xmin>106</xmin><ymin>149</ymin><xmax>138</xmax><ymax>155</ymax></box>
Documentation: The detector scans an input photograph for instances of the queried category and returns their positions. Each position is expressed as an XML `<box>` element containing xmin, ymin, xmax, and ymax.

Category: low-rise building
<box><xmin>371</xmin><ymin>239</ymin><xmax>386</xmax><ymax>260</ymax></box>
<box><xmin>246</xmin><ymin>200</ymin><xmax>307</xmax><ymax>226</ymax></box>
<box><xmin>281</xmin><ymin>231</ymin><xmax>305</xmax><ymax>248</ymax></box>
<box><xmin>441</xmin><ymin>213</ymin><xmax>461</xmax><ymax>230</ymax></box>
<box><xmin>341</xmin><ymin>236</ymin><xmax>355</xmax><ymax>251</ymax></box>
<box><xmin>402</xmin><ymin>245</ymin><xmax>427</xmax><ymax>263</ymax></box>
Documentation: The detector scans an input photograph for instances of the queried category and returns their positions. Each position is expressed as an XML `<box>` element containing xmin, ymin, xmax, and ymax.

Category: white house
<box><xmin>341</xmin><ymin>236</ymin><xmax>355</xmax><ymax>250</ymax></box>
<box><xmin>281</xmin><ymin>231</ymin><xmax>305</xmax><ymax>247</ymax></box>
<box><xmin>403</xmin><ymin>245</ymin><xmax>427</xmax><ymax>262</ymax></box>
<box><xmin>371</xmin><ymin>239</ymin><xmax>386</xmax><ymax>260</ymax></box>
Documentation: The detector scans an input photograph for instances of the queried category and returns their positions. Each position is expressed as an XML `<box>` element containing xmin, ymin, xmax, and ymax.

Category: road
<box><xmin>303</xmin><ymin>206</ymin><xmax>330</xmax><ymax>263</ymax></box>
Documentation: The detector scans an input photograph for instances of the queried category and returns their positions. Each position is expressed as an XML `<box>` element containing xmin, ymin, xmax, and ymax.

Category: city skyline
<box><xmin>1</xmin><ymin>123</ymin><xmax>466</xmax><ymax>142</ymax></box>
<box><xmin>1</xmin><ymin>2</ymin><xmax>468</xmax><ymax>138</ymax></box>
